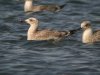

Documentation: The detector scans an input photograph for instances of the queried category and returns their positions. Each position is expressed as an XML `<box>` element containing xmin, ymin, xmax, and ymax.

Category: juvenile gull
<box><xmin>24</xmin><ymin>0</ymin><xmax>66</xmax><ymax>12</ymax></box>
<box><xmin>24</xmin><ymin>17</ymin><xmax>79</xmax><ymax>41</ymax></box>
<box><xmin>81</xmin><ymin>21</ymin><xmax>100</xmax><ymax>43</ymax></box>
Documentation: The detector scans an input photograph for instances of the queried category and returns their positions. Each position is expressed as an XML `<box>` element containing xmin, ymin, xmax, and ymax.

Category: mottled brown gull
<box><xmin>24</xmin><ymin>0</ymin><xmax>66</xmax><ymax>12</ymax></box>
<box><xmin>81</xmin><ymin>21</ymin><xmax>100</xmax><ymax>43</ymax></box>
<box><xmin>23</xmin><ymin>17</ymin><xmax>80</xmax><ymax>41</ymax></box>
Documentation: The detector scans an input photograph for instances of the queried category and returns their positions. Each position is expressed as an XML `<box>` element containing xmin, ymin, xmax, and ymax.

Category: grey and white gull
<box><xmin>81</xmin><ymin>21</ymin><xmax>100</xmax><ymax>43</ymax></box>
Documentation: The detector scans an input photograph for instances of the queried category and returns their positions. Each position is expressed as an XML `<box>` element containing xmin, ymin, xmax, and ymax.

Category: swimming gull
<box><xmin>23</xmin><ymin>17</ymin><xmax>80</xmax><ymax>41</ymax></box>
<box><xmin>24</xmin><ymin>0</ymin><xmax>66</xmax><ymax>12</ymax></box>
<box><xmin>81</xmin><ymin>21</ymin><xmax>100</xmax><ymax>43</ymax></box>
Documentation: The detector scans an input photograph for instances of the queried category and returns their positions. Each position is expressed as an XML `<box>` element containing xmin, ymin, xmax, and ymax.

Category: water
<box><xmin>0</xmin><ymin>0</ymin><xmax>100</xmax><ymax>75</ymax></box>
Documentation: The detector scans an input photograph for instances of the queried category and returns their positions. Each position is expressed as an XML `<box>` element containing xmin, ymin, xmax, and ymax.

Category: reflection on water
<box><xmin>0</xmin><ymin>0</ymin><xmax>100</xmax><ymax>75</ymax></box>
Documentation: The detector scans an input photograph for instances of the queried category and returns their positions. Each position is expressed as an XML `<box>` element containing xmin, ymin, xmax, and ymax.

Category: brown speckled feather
<box><xmin>32</xmin><ymin>29</ymin><xmax>69</xmax><ymax>40</ymax></box>
<box><xmin>93</xmin><ymin>30</ymin><xmax>100</xmax><ymax>42</ymax></box>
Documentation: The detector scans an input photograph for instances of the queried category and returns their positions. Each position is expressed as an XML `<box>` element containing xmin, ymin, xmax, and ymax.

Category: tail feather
<box><xmin>69</xmin><ymin>28</ymin><xmax>81</xmax><ymax>35</ymax></box>
<box><xmin>60</xmin><ymin>4</ymin><xmax>66</xmax><ymax>9</ymax></box>
<box><xmin>60</xmin><ymin>28</ymin><xmax>81</xmax><ymax>37</ymax></box>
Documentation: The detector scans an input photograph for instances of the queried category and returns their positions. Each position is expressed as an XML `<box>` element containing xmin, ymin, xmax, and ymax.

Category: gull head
<box><xmin>25</xmin><ymin>17</ymin><xmax>38</xmax><ymax>25</ymax></box>
<box><xmin>81</xmin><ymin>21</ymin><xmax>91</xmax><ymax>30</ymax></box>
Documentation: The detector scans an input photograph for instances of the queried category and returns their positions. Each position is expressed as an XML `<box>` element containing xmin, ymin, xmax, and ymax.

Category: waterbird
<box><xmin>24</xmin><ymin>0</ymin><xmax>66</xmax><ymax>12</ymax></box>
<box><xmin>21</xmin><ymin>17</ymin><xmax>80</xmax><ymax>41</ymax></box>
<box><xmin>81</xmin><ymin>21</ymin><xmax>100</xmax><ymax>43</ymax></box>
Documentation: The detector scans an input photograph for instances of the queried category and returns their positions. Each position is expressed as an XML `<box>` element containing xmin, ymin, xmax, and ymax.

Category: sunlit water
<box><xmin>0</xmin><ymin>0</ymin><xmax>100</xmax><ymax>75</ymax></box>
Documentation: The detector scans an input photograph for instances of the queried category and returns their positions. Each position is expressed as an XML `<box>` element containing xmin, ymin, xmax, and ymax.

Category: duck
<box><xmin>81</xmin><ymin>21</ymin><xmax>100</xmax><ymax>43</ymax></box>
<box><xmin>23</xmin><ymin>17</ymin><xmax>80</xmax><ymax>41</ymax></box>
<box><xmin>24</xmin><ymin>0</ymin><xmax>66</xmax><ymax>12</ymax></box>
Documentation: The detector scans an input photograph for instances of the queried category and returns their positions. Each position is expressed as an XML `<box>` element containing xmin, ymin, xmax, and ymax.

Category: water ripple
<box><xmin>0</xmin><ymin>0</ymin><xmax>100</xmax><ymax>75</ymax></box>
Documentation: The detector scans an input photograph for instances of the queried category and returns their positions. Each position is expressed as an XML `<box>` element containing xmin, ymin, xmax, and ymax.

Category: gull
<box><xmin>81</xmin><ymin>21</ymin><xmax>100</xmax><ymax>43</ymax></box>
<box><xmin>24</xmin><ymin>0</ymin><xmax>66</xmax><ymax>12</ymax></box>
<box><xmin>23</xmin><ymin>17</ymin><xmax>80</xmax><ymax>41</ymax></box>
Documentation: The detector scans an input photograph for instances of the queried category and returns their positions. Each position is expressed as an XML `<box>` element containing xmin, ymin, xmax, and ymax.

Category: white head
<box><xmin>25</xmin><ymin>17</ymin><xmax>38</xmax><ymax>26</ymax></box>
<box><xmin>81</xmin><ymin>21</ymin><xmax>91</xmax><ymax>30</ymax></box>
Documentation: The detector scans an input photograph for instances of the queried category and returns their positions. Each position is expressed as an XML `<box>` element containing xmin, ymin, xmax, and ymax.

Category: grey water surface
<box><xmin>0</xmin><ymin>0</ymin><xmax>100</xmax><ymax>75</ymax></box>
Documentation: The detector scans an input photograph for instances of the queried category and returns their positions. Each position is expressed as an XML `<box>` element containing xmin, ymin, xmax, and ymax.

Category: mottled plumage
<box><xmin>25</xmin><ymin>17</ymin><xmax>77</xmax><ymax>41</ymax></box>
<box><xmin>93</xmin><ymin>30</ymin><xmax>100</xmax><ymax>42</ymax></box>
<box><xmin>24</xmin><ymin>0</ymin><xmax>66</xmax><ymax>12</ymax></box>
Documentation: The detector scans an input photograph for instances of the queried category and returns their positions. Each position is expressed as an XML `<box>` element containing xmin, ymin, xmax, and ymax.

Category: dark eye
<box><xmin>29</xmin><ymin>19</ymin><xmax>33</xmax><ymax>22</ymax></box>
<box><xmin>85</xmin><ymin>24</ymin><xmax>89</xmax><ymax>27</ymax></box>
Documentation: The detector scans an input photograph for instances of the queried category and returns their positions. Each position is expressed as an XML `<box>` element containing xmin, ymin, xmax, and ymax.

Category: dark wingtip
<box><xmin>60</xmin><ymin>4</ymin><xmax>66</xmax><ymax>9</ymax></box>
<box><xmin>69</xmin><ymin>27</ymin><xmax>81</xmax><ymax>35</ymax></box>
